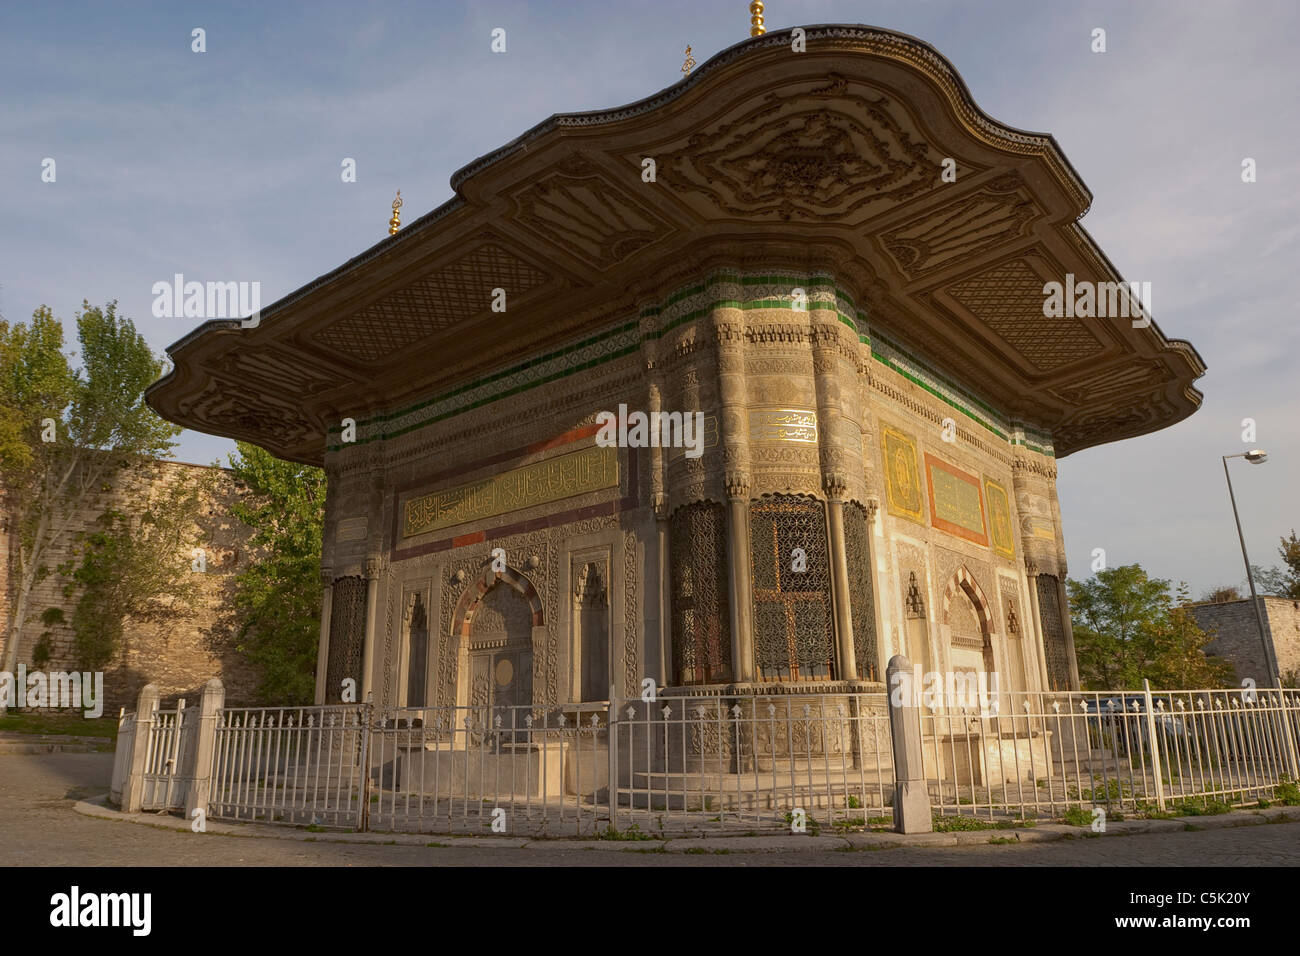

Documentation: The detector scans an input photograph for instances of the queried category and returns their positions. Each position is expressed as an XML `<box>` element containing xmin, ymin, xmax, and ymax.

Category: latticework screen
<box><xmin>843</xmin><ymin>501</ymin><xmax>878</xmax><ymax>682</ymax></box>
<box><xmin>750</xmin><ymin>495</ymin><xmax>834</xmax><ymax>681</ymax></box>
<box><xmin>670</xmin><ymin>501</ymin><xmax>732</xmax><ymax>685</ymax></box>
<box><xmin>1035</xmin><ymin>574</ymin><xmax>1074</xmax><ymax>691</ymax></box>
<box><xmin>325</xmin><ymin>575</ymin><xmax>367</xmax><ymax>702</ymax></box>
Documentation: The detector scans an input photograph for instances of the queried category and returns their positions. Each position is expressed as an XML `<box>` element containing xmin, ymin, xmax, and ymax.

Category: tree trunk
<box><xmin>0</xmin><ymin>584</ymin><xmax>32</xmax><ymax>716</ymax></box>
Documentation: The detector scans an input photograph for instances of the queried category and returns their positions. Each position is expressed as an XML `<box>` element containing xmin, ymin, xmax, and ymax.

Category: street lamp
<box><xmin>1222</xmin><ymin>449</ymin><xmax>1279</xmax><ymax>687</ymax></box>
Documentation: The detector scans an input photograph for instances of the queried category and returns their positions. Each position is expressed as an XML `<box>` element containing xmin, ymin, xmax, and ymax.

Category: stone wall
<box><xmin>0</xmin><ymin>459</ymin><xmax>259</xmax><ymax>713</ymax></box>
<box><xmin>1190</xmin><ymin>597</ymin><xmax>1300</xmax><ymax>687</ymax></box>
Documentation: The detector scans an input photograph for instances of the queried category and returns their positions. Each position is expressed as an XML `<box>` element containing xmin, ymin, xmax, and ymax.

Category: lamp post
<box><xmin>1222</xmin><ymin>450</ymin><xmax>1279</xmax><ymax>687</ymax></box>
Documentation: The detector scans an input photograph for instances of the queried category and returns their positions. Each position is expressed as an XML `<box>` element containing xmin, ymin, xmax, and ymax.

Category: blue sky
<box><xmin>2</xmin><ymin>0</ymin><xmax>1297</xmax><ymax>595</ymax></box>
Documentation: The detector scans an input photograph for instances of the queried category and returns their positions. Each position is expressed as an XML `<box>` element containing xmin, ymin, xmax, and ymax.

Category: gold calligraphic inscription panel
<box><xmin>881</xmin><ymin>425</ymin><xmax>923</xmax><ymax>523</ymax></box>
<box><xmin>403</xmin><ymin>445</ymin><xmax>619</xmax><ymax>537</ymax></box>
<box><xmin>984</xmin><ymin>477</ymin><xmax>1015</xmax><ymax>559</ymax></box>
<box><xmin>924</xmin><ymin>453</ymin><xmax>988</xmax><ymax>546</ymax></box>
<box><xmin>749</xmin><ymin>408</ymin><xmax>818</xmax><ymax>444</ymax></box>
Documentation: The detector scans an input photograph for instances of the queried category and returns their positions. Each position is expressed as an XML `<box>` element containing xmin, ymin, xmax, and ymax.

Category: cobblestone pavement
<box><xmin>3</xmin><ymin>753</ymin><xmax>1298</xmax><ymax>866</ymax></box>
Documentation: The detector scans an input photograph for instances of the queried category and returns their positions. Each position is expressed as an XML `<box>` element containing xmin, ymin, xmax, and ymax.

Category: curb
<box><xmin>73</xmin><ymin>795</ymin><xmax>1300</xmax><ymax>852</ymax></box>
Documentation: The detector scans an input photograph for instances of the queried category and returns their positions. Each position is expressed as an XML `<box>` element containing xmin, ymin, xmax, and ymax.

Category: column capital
<box><xmin>724</xmin><ymin>471</ymin><xmax>750</xmax><ymax>499</ymax></box>
<box><xmin>822</xmin><ymin>473</ymin><xmax>848</xmax><ymax>500</ymax></box>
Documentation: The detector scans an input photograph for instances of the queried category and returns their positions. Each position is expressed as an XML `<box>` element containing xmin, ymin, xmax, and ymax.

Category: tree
<box><xmin>227</xmin><ymin>442</ymin><xmax>325</xmax><ymax>704</ymax></box>
<box><xmin>1199</xmin><ymin>585</ymin><xmax>1242</xmax><ymax>604</ymax></box>
<box><xmin>1248</xmin><ymin>530</ymin><xmax>1300</xmax><ymax>597</ymax></box>
<box><xmin>1068</xmin><ymin>565</ymin><xmax>1233</xmax><ymax>690</ymax></box>
<box><xmin>59</xmin><ymin>462</ymin><xmax>212</xmax><ymax>671</ymax></box>
<box><xmin>0</xmin><ymin>302</ymin><xmax>178</xmax><ymax>711</ymax></box>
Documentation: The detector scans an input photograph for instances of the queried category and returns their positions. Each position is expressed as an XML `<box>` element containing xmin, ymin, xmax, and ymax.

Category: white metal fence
<box><xmin>120</xmin><ymin>698</ymin><xmax>196</xmax><ymax>812</ymax></box>
<box><xmin>112</xmin><ymin>681</ymin><xmax>1300</xmax><ymax>836</ymax></box>
<box><xmin>919</xmin><ymin>686</ymin><xmax>1300</xmax><ymax>819</ymax></box>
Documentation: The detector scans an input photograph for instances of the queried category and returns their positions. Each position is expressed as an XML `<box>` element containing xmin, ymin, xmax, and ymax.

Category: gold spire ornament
<box><xmin>749</xmin><ymin>1</ymin><xmax>765</xmax><ymax>36</ymax></box>
<box><xmin>388</xmin><ymin>190</ymin><xmax>403</xmax><ymax>235</ymax></box>
<box><xmin>682</xmin><ymin>45</ymin><xmax>696</xmax><ymax>75</ymax></box>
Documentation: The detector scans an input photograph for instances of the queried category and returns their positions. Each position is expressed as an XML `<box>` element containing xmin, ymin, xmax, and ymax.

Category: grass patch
<box><xmin>595</xmin><ymin>823</ymin><xmax>655</xmax><ymax>842</ymax></box>
<box><xmin>1169</xmin><ymin>799</ymin><xmax>1232</xmax><ymax>817</ymax></box>
<box><xmin>783</xmin><ymin>811</ymin><xmax>821</xmax><ymax>835</ymax></box>
<box><xmin>426</xmin><ymin>842</ymin><xmax>449</xmax><ymax>848</ymax></box>
<box><xmin>932</xmin><ymin>814</ymin><xmax>1003</xmax><ymax>832</ymax></box>
<box><xmin>1275</xmin><ymin>775</ymin><xmax>1300</xmax><ymax>806</ymax></box>
<box><xmin>0</xmin><ymin>713</ymin><xmax>118</xmax><ymax>738</ymax></box>
<box><xmin>1062</xmin><ymin>806</ymin><xmax>1093</xmax><ymax>827</ymax></box>
<box><xmin>988</xmin><ymin>836</ymin><xmax>1017</xmax><ymax>845</ymax></box>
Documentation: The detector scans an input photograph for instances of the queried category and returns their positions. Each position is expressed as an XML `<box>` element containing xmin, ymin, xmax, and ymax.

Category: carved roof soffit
<box><xmin>146</xmin><ymin>25</ymin><xmax>1203</xmax><ymax>466</ymax></box>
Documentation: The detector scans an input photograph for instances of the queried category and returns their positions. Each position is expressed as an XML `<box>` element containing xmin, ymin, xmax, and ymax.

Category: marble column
<box><xmin>314</xmin><ymin>568</ymin><xmax>334</xmax><ymax>706</ymax></box>
<box><xmin>824</xmin><ymin>477</ymin><xmax>858</xmax><ymax>681</ymax></box>
<box><xmin>360</xmin><ymin>556</ymin><xmax>382</xmax><ymax>703</ymax></box>
<box><xmin>725</xmin><ymin>473</ymin><xmax>755</xmax><ymax>683</ymax></box>
<box><xmin>713</xmin><ymin>303</ymin><xmax>753</xmax><ymax>683</ymax></box>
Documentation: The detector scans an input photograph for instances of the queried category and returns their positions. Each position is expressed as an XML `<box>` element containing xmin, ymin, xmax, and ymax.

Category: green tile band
<box><xmin>326</xmin><ymin>272</ymin><xmax>1054</xmax><ymax>458</ymax></box>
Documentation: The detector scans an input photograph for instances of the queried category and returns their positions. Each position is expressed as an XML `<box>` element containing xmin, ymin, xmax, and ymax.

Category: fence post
<box><xmin>887</xmin><ymin>655</ymin><xmax>931</xmax><ymax>833</ymax></box>
<box><xmin>1277</xmin><ymin>690</ymin><xmax>1300</xmax><ymax>781</ymax></box>
<box><xmin>357</xmin><ymin>694</ymin><xmax>373</xmax><ymax>832</ymax></box>
<box><xmin>185</xmin><ymin>679</ymin><xmax>224</xmax><ymax>828</ymax></box>
<box><xmin>121</xmin><ymin>684</ymin><xmax>160</xmax><ymax>814</ymax></box>
<box><xmin>1142</xmin><ymin>680</ymin><xmax>1166</xmax><ymax>813</ymax></box>
<box><xmin>607</xmin><ymin>683</ymin><xmax>619</xmax><ymax>834</ymax></box>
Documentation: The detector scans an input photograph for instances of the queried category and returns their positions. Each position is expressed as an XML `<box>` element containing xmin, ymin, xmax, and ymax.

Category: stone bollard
<box><xmin>185</xmin><ymin>678</ymin><xmax>225</xmax><ymax>828</ymax></box>
<box><xmin>122</xmin><ymin>683</ymin><xmax>160</xmax><ymax>814</ymax></box>
<box><xmin>887</xmin><ymin>655</ymin><xmax>932</xmax><ymax>833</ymax></box>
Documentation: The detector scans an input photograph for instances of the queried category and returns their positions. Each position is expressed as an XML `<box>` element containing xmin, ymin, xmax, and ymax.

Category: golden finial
<box><xmin>749</xmin><ymin>1</ymin><xmax>765</xmax><ymax>36</ymax></box>
<box><xmin>388</xmin><ymin>189</ymin><xmax>403</xmax><ymax>235</ymax></box>
<box><xmin>682</xmin><ymin>45</ymin><xmax>696</xmax><ymax>75</ymax></box>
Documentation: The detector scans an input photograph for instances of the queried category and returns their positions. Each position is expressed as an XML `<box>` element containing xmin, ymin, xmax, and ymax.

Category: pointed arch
<box><xmin>940</xmin><ymin>565</ymin><xmax>996</xmax><ymax>673</ymax></box>
<box><xmin>438</xmin><ymin>563</ymin><xmax>545</xmax><ymax>708</ymax></box>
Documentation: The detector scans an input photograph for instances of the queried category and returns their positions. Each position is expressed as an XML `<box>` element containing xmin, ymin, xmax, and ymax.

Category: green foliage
<box><xmin>1062</xmin><ymin>806</ymin><xmax>1093</xmax><ymax>827</ymax></box>
<box><xmin>1068</xmin><ymin>565</ymin><xmax>1235</xmax><ymax>690</ymax></box>
<box><xmin>228</xmin><ymin>442</ymin><xmax>325</xmax><ymax>705</ymax></box>
<box><xmin>1250</xmin><ymin>533</ymin><xmax>1300</xmax><ymax>598</ymax></box>
<box><xmin>59</xmin><ymin>465</ymin><xmax>208</xmax><ymax>670</ymax></box>
<box><xmin>30</xmin><ymin>635</ymin><xmax>53</xmax><ymax>668</ymax></box>
<box><xmin>930</xmin><ymin>814</ymin><xmax>1017</xmax><ymax>832</ymax></box>
<box><xmin>1276</xmin><ymin>775</ymin><xmax>1300</xmax><ymax>806</ymax></box>
<box><xmin>0</xmin><ymin>713</ymin><xmax>118</xmax><ymax>738</ymax></box>
<box><xmin>0</xmin><ymin>302</ymin><xmax>180</xmax><ymax>686</ymax></box>
<box><xmin>595</xmin><ymin>823</ymin><xmax>655</xmax><ymax>841</ymax></box>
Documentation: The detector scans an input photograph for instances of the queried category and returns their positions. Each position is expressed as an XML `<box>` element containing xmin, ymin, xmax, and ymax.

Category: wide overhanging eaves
<box><xmin>145</xmin><ymin>23</ymin><xmax>1205</xmax><ymax>466</ymax></box>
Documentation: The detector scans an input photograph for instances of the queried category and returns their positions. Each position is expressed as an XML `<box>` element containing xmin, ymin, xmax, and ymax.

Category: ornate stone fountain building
<box><xmin>147</xmin><ymin>25</ymin><xmax>1205</xmax><ymax>715</ymax></box>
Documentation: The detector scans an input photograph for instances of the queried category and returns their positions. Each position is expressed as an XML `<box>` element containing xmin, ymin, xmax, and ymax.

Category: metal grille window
<box><xmin>670</xmin><ymin>501</ymin><xmax>732</xmax><ymax>685</ymax></box>
<box><xmin>843</xmin><ymin>501</ymin><xmax>878</xmax><ymax>682</ymax></box>
<box><xmin>750</xmin><ymin>495</ymin><xmax>834</xmax><ymax>681</ymax></box>
<box><xmin>1036</xmin><ymin>574</ymin><xmax>1073</xmax><ymax>691</ymax></box>
<box><xmin>325</xmin><ymin>576</ymin><xmax>368</xmax><ymax>703</ymax></box>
